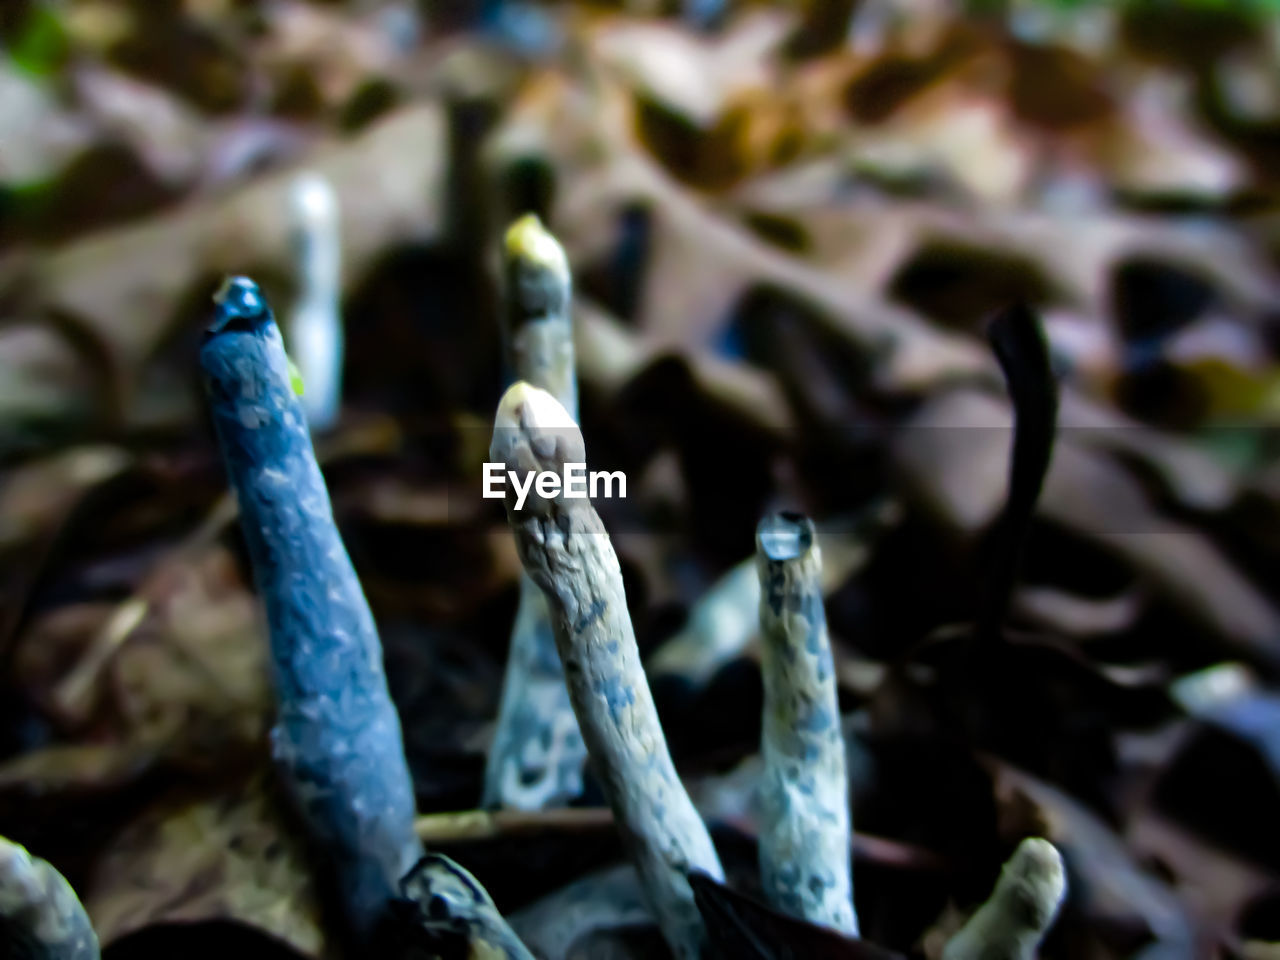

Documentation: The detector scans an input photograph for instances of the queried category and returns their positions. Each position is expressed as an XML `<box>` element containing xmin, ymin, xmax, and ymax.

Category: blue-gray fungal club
<box><xmin>200</xmin><ymin>276</ymin><xmax>421</xmax><ymax>942</ymax></box>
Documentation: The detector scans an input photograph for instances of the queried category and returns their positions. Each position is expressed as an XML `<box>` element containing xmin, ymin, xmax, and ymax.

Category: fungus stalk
<box><xmin>755</xmin><ymin>512</ymin><xmax>858</xmax><ymax>936</ymax></box>
<box><xmin>942</xmin><ymin>838</ymin><xmax>1066</xmax><ymax>960</ymax></box>
<box><xmin>647</xmin><ymin>557</ymin><xmax>759</xmax><ymax>689</ymax></box>
<box><xmin>490</xmin><ymin>382</ymin><xmax>724</xmax><ymax>960</ymax></box>
<box><xmin>200</xmin><ymin>277</ymin><xmax>420</xmax><ymax>943</ymax></box>
<box><xmin>484</xmin><ymin>214</ymin><xmax>588</xmax><ymax>811</ymax></box>
<box><xmin>286</xmin><ymin>171</ymin><xmax>344</xmax><ymax>431</ymax></box>
<box><xmin>978</xmin><ymin>304</ymin><xmax>1059</xmax><ymax>644</ymax></box>
<box><xmin>398</xmin><ymin>854</ymin><xmax>536</xmax><ymax>959</ymax></box>
<box><xmin>0</xmin><ymin>837</ymin><xmax>98</xmax><ymax>960</ymax></box>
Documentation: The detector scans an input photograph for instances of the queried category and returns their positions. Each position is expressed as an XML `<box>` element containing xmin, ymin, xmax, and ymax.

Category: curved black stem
<box><xmin>977</xmin><ymin>303</ymin><xmax>1060</xmax><ymax>644</ymax></box>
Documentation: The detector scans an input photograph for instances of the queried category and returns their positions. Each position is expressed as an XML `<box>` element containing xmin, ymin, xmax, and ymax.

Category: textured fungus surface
<box><xmin>485</xmin><ymin>213</ymin><xmax>588</xmax><ymax>811</ymax></box>
<box><xmin>0</xmin><ymin>837</ymin><xmax>99</xmax><ymax>960</ymax></box>
<box><xmin>942</xmin><ymin>837</ymin><xmax>1066</xmax><ymax>960</ymax></box>
<box><xmin>491</xmin><ymin>381</ymin><xmax>724</xmax><ymax>960</ymax></box>
<box><xmin>200</xmin><ymin>277</ymin><xmax>421</xmax><ymax>942</ymax></box>
<box><xmin>755</xmin><ymin>511</ymin><xmax>858</xmax><ymax>935</ymax></box>
<box><xmin>398</xmin><ymin>854</ymin><xmax>536</xmax><ymax>959</ymax></box>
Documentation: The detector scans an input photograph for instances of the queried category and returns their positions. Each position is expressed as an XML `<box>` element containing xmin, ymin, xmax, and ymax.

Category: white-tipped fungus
<box><xmin>286</xmin><ymin>170</ymin><xmax>344</xmax><ymax>431</ymax></box>
<box><xmin>943</xmin><ymin>837</ymin><xmax>1067</xmax><ymax>960</ymax></box>
<box><xmin>755</xmin><ymin>511</ymin><xmax>858</xmax><ymax>935</ymax></box>
<box><xmin>491</xmin><ymin>381</ymin><xmax>724</xmax><ymax>960</ymax></box>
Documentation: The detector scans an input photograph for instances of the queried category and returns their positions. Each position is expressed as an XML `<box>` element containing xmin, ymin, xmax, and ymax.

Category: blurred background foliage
<box><xmin>2</xmin><ymin>0</ymin><xmax>1280</xmax><ymax>958</ymax></box>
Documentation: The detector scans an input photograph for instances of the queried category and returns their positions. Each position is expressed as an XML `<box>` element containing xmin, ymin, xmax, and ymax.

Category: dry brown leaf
<box><xmin>85</xmin><ymin>772</ymin><xmax>327</xmax><ymax>958</ymax></box>
<box><xmin>0</xmin><ymin>325</ymin><xmax>103</xmax><ymax>448</ymax></box>
<box><xmin>0</xmin><ymin>60</ymin><xmax>91</xmax><ymax>185</ymax></box>
<box><xmin>0</xmin><ymin>742</ymin><xmax>161</xmax><ymax>797</ymax></box>
<box><xmin>487</xmin><ymin>50</ymin><xmax>989</xmax><ymax>390</ymax></box>
<box><xmin>1128</xmin><ymin>809</ymin><xmax>1276</xmax><ymax>941</ymax></box>
<box><xmin>1099</xmin><ymin>70</ymin><xmax>1247</xmax><ymax>199</ymax></box>
<box><xmin>70</xmin><ymin>63</ymin><xmax>210</xmax><ymax>187</ymax></box>
<box><xmin>14</xmin><ymin>543</ymin><xmax>270</xmax><ymax>760</ymax></box>
<box><xmin>109</xmin><ymin>545</ymin><xmax>270</xmax><ymax>759</ymax></box>
<box><xmin>569</xmin><ymin>157</ymin><xmax>988</xmax><ymax>389</ymax></box>
<box><xmin>895</xmin><ymin>388</ymin><xmax>1279</xmax><ymax>658</ymax></box>
<box><xmin>0</xmin><ymin>445</ymin><xmax>131</xmax><ymax>550</ymax></box>
<box><xmin>254</xmin><ymin>0</ymin><xmax>406</xmax><ymax>113</ymax></box>
<box><xmin>21</xmin><ymin>101</ymin><xmax>447</xmax><ymax>400</ymax></box>
<box><xmin>1057</xmin><ymin>390</ymin><xmax>1239</xmax><ymax>513</ymax></box>
<box><xmin>575</xmin><ymin>298</ymin><xmax>795</xmax><ymax>437</ymax></box>
<box><xmin>727</xmin><ymin>186</ymin><xmax>1279</xmax><ymax>324</ymax></box>
<box><xmin>1014</xmin><ymin>585</ymin><xmax>1145</xmax><ymax>639</ymax></box>
<box><xmin>851</xmin><ymin>83</ymin><xmax>1037</xmax><ymax>206</ymax></box>
<box><xmin>589</xmin><ymin>10</ymin><xmax>794</xmax><ymax>128</ymax></box>
<box><xmin>990</xmin><ymin>760</ymin><xmax>1198</xmax><ymax>953</ymax></box>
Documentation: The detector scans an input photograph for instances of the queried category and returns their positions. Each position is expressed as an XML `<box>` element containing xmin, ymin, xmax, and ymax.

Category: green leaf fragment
<box><xmin>7</xmin><ymin>3</ymin><xmax>68</xmax><ymax>78</ymax></box>
<box><xmin>287</xmin><ymin>355</ymin><xmax>305</xmax><ymax>396</ymax></box>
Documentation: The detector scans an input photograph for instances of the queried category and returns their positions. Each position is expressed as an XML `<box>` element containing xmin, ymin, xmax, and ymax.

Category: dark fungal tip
<box><xmin>207</xmin><ymin>275</ymin><xmax>273</xmax><ymax>338</ymax></box>
<box><xmin>985</xmin><ymin>302</ymin><xmax>1057</xmax><ymax>420</ymax></box>
<box><xmin>756</xmin><ymin>511</ymin><xmax>814</xmax><ymax>562</ymax></box>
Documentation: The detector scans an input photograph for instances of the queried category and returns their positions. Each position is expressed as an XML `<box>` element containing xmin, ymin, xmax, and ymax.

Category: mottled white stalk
<box><xmin>647</xmin><ymin>558</ymin><xmax>759</xmax><ymax>688</ymax></box>
<box><xmin>286</xmin><ymin>170</ymin><xmax>343</xmax><ymax>430</ymax></box>
<box><xmin>490</xmin><ymin>382</ymin><xmax>724</xmax><ymax>960</ymax></box>
<box><xmin>0</xmin><ymin>837</ymin><xmax>98</xmax><ymax>960</ymax></box>
<box><xmin>485</xmin><ymin>214</ymin><xmax>588</xmax><ymax>811</ymax></box>
<box><xmin>648</xmin><ymin>517</ymin><xmax>881</xmax><ymax>690</ymax></box>
<box><xmin>755</xmin><ymin>512</ymin><xmax>858</xmax><ymax>935</ymax></box>
<box><xmin>943</xmin><ymin>838</ymin><xmax>1066</xmax><ymax>960</ymax></box>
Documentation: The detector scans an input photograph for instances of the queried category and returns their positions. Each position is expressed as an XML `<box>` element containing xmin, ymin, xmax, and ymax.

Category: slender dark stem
<box><xmin>977</xmin><ymin>303</ymin><xmax>1060</xmax><ymax>644</ymax></box>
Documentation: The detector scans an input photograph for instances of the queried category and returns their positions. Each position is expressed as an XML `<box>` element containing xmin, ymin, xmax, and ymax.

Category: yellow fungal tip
<box><xmin>504</xmin><ymin>213</ymin><xmax>568</xmax><ymax>276</ymax></box>
<box><xmin>496</xmin><ymin>381</ymin><xmax>576</xmax><ymax>432</ymax></box>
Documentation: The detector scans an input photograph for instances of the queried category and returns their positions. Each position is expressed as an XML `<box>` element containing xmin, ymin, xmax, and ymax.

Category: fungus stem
<box><xmin>978</xmin><ymin>304</ymin><xmax>1059</xmax><ymax>643</ymax></box>
<box><xmin>647</xmin><ymin>558</ymin><xmax>760</xmax><ymax>689</ymax></box>
<box><xmin>490</xmin><ymin>381</ymin><xmax>724</xmax><ymax>960</ymax></box>
<box><xmin>942</xmin><ymin>838</ymin><xmax>1066</xmax><ymax>960</ymax></box>
<box><xmin>200</xmin><ymin>276</ymin><xmax>420</xmax><ymax>944</ymax></box>
<box><xmin>755</xmin><ymin>512</ymin><xmax>858</xmax><ymax>935</ymax></box>
<box><xmin>0</xmin><ymin>837</ymin><xmax>98</xmax><ymax>960</ymax></box>
<box><xmin>399</xmin><ymin>854</ymin><xmax>536</xmax><ymax>959</ymax></box>
<box><xmin>286</xmin><ymin>171</ymin><xmax>344</xmax><ymax>431</ymax></box>
<box><xmin>484</xmin><ymin>214</ymin><xmax>588</xmax><ymax>811</ymax></box>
